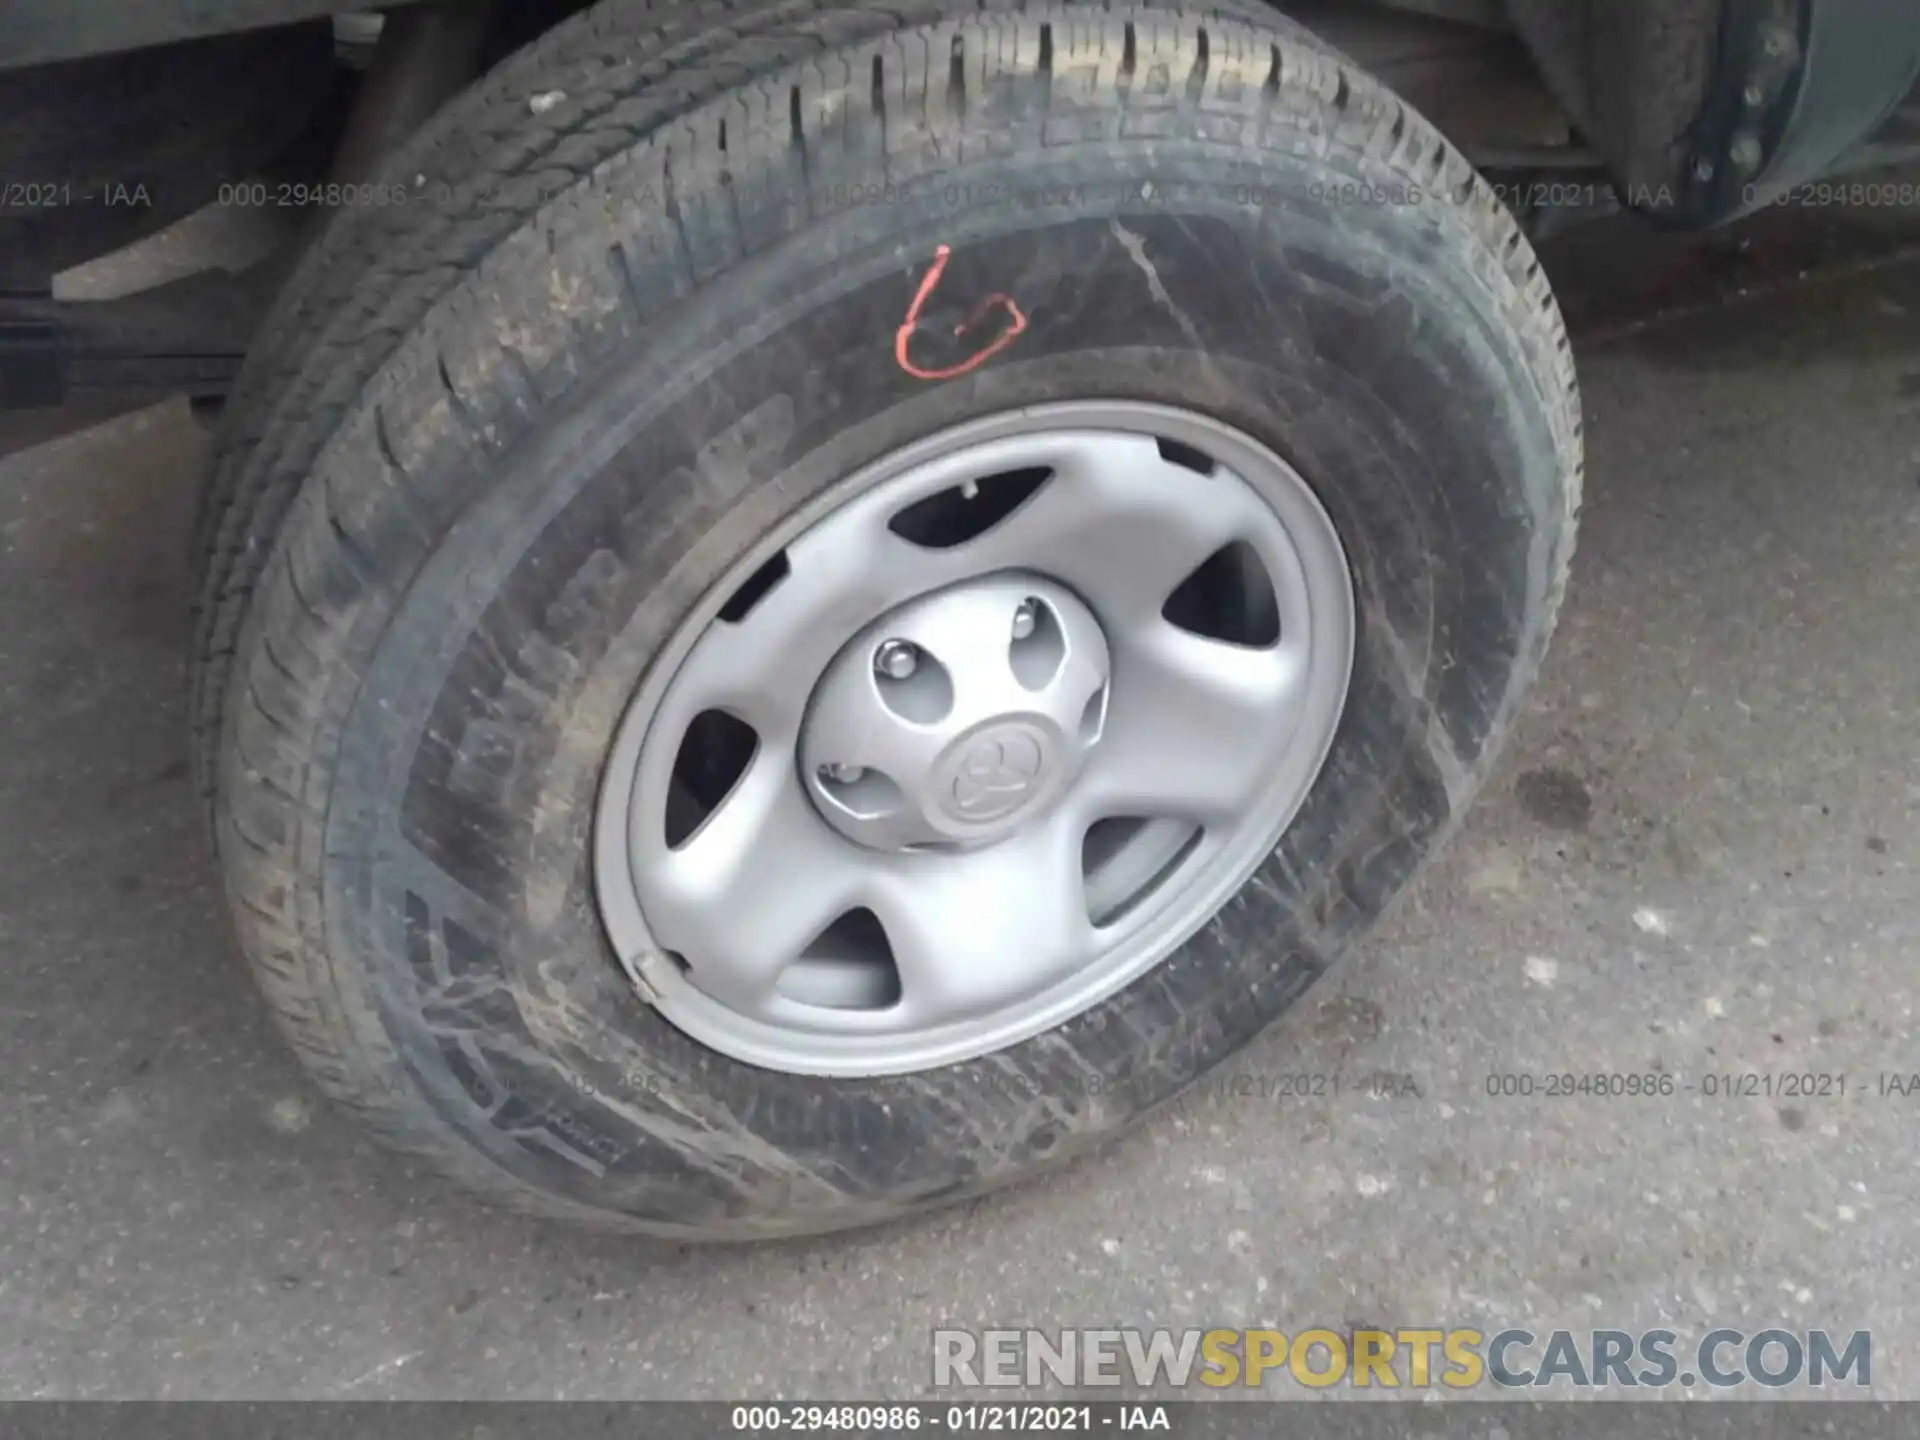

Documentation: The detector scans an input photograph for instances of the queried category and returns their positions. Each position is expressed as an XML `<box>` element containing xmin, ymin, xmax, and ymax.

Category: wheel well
<box><xmin>1501</xmin><ymin>0</ymin><xmax>1725</xmax><ymax>198</ymax></box>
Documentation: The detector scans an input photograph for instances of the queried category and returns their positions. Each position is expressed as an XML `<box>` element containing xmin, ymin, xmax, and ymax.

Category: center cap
<box><xmin>800</xmin><ymin>574</ymin><xmax>1111</xmax><ymax>851</ymax></box>
<box><xmin>936</xmin><ymin>720</ymin><xmax>1052</xmax><ymax>824</ymax></box>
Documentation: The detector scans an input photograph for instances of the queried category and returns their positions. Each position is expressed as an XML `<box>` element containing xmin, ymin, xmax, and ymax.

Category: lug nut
<box><xmin>820</xmin><ymin>762</ymin><xmax>865</xmax><ymax>784</ymax></box>
<box><xmin>1011</xmin><ymin>599</ymin><xmax>1039</xmax><ymax>640</ymax></box>
<box><xmin>874</xmin><ymin>640</ymin><xmax>918</xmax><ymax>680</ymax></box>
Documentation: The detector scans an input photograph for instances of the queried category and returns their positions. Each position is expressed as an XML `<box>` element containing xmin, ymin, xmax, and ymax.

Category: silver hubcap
<box><xmin>801</xmin><ymin>575</ymin><xmax>1111</xmax><ymax>851</ymax></box>
<box><xmin>593</xmin><ymin>403</ymin><xmax>1355</xmax><ymax>1077</ymax></box>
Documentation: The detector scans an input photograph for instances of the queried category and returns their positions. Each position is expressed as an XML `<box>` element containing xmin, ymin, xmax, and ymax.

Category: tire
<box><xmin>206</xmin><ymin>1</ymin><xmax>1581</xmax><ymax>1237</ymax></box>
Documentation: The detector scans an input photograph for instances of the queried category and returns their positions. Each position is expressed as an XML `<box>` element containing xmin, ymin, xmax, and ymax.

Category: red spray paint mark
<box><xmin>893</xmin><ymin>244</ymin><xmax>1028</xmax><ymax>381</ymax></box>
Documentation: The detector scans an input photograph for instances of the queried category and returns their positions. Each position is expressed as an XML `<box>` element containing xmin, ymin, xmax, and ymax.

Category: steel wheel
<box><xmin>594</xmin><ymin>403</ymin><xmax>1355</xmax><ymax>1076</ymax></box>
